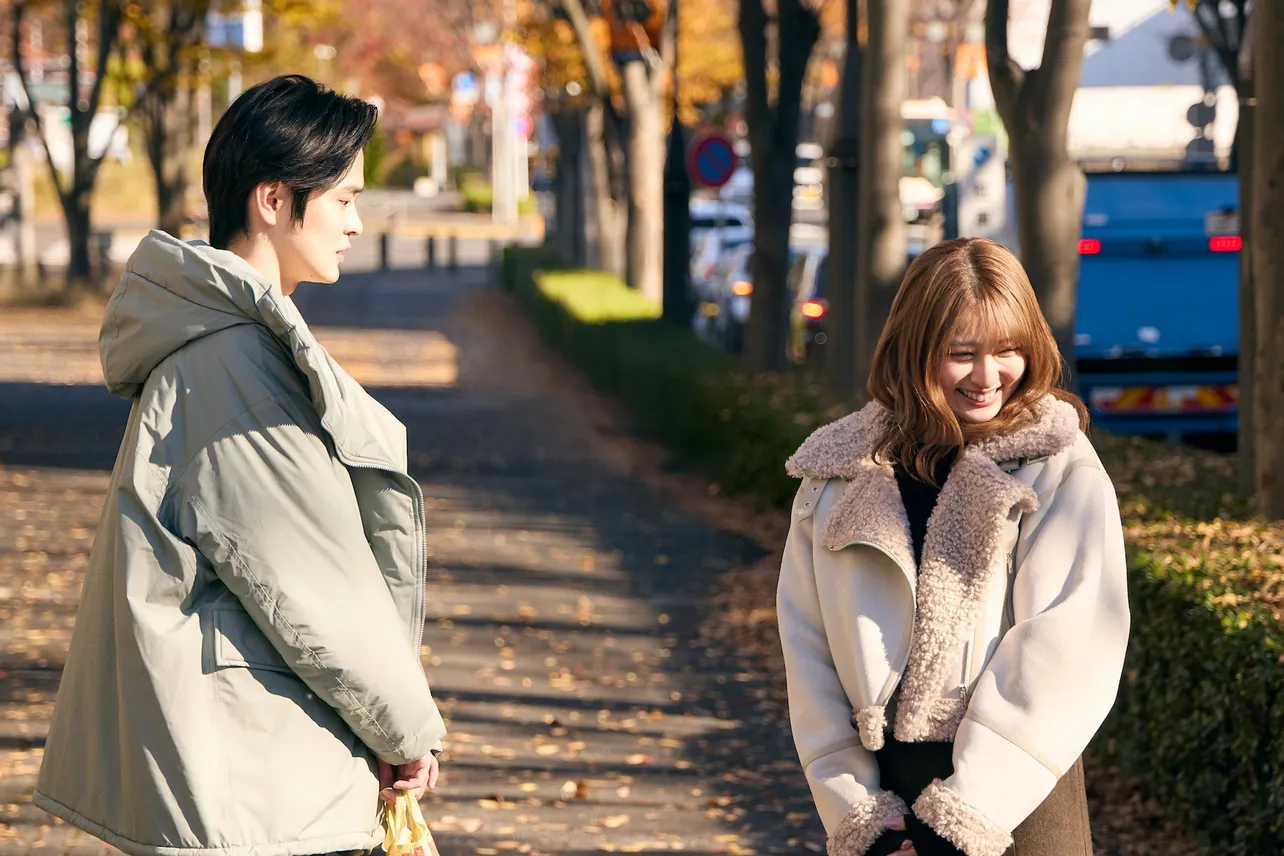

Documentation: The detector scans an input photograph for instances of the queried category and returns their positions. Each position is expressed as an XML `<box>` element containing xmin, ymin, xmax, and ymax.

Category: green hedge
<box><xmin>506</xmin><ymin>254</ymin><xmax>1284</xmax><ymax>854</ymax></box>
<box><xmin>507</xmin><ymin>251</ymin><xmax>842</xmax><ymax>507</ymax></box>
<box><xmin>1103</xmin><ymin>558</ymin><xmax>1283</xmax><ymax>854</ymax></box>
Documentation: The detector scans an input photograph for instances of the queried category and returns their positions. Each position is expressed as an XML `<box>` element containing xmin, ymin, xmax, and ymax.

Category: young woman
<box><xmin>778</xmin><ymin>238</ymin><xmax>1129</xmax><ymax>856</ymax></box>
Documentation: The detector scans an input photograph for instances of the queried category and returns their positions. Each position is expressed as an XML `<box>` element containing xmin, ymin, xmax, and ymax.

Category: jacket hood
<box><xmin>99</xmin><ymin>230</ymin><xmax>284</xmax><ymax>399</ymax></box>
<box><xmin>99</xmin><ymin>230</ymin><xmax>409</xmax><ymax>473</ymax></box>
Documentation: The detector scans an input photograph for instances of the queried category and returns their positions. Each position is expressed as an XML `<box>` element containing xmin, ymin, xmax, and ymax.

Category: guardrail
<box><xmin>367</xmin><ymin>215</ymin><xmax>544</xmax><ymax>272</ymax></box>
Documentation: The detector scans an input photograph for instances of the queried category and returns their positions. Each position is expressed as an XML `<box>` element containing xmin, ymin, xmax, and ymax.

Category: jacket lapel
<box><xmin>788</xmin><ymin>397</ymin><xmax>1081</xmax><ymax>741</ymax></box>
<box><xmin>255</xmin><ymin>289</ymin><xmax>409</xmax><ymax>474</ymax></box>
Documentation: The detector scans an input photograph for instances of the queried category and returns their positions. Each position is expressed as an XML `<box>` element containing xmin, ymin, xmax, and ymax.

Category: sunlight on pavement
<box><xmin>0</xmin><ymin>312</ymin><xmax>461</xmax><ymax>390</ymax></box>
<box><xmin>0</xmin><ymin>315</ymin><xmax>104</xmax><ymax>385</ymax></box>
<box><xmin>314</xmin><ymin>327</ymin><xmax>460</xmax><ymax>388</ymax></box>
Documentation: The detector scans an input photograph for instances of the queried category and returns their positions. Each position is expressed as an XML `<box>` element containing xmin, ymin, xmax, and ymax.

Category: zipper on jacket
<box><xmin>1003</xmin><ymin>547</ymin><xmax>1017</xmax><ymax>631</ymax></box>
<box><xmin>959</xmin><ymin>638</ymin><xmax>974</xmax><ymax>705</ymax></box>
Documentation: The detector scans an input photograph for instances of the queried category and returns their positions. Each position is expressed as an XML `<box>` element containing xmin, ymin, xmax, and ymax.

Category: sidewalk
<box><xmin>0</xmin><ymin>267</ymin><xmax>820</xmax><ymax>855</ymax></box>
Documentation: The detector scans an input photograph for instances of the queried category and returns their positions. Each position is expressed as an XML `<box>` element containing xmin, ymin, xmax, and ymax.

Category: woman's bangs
<box><xmin>951</xmin><ymin>290</ymin><xmax>1033</xmax><ymax>352</ymax></box>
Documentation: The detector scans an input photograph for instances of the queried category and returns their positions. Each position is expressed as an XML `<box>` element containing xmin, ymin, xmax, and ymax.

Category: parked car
<box><xmin>694</xmin><ymin>242</ymin><xmax>755</xmax><ymax>351</ymax></box>
<box><xmin>787</xmin><ymin>245</ymin><xmax>829</xmax><ymax>365</ymax></box>
<box><xmin>696</xmin><ymin>224</ymin><xmax>829</xmax><ymax>354</ymax></box>
<box><xmin>690</xmin><ymin>224</ymin><xmax>753</xmax><ymax>301</ymax></box>
<box><xmin>690</xmin><ymin>198</ymin><xmax>752</xmax><ymax>249</ymax></box>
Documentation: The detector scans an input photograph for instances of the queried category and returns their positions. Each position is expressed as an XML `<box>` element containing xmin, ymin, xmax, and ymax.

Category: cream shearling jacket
<box><xmin>777</xmin><ymin>397</ymin><xmax>1130</xmax><ymax>856</ymax></box>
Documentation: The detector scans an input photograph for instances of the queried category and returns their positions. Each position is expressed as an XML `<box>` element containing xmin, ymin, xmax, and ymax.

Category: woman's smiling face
<box><xmin>937</xmin><ymin>317</ymin><xmax>1028</xmax><ymax>424</ymax></box>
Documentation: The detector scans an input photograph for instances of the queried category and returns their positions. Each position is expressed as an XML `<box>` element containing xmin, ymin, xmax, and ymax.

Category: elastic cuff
<box><xmin>855</xmin><ymin>706</ymin><xmax>886</xmax><ymax>751</ymax></box>
<box><xmin>911</xmin><ymin>780</ymin><xmax>1013</xmax><ymax>856</ymax></box>
<box><xmin>827</xmin><ymin>791</ymin><xmax>909</xmax><ymax>856</ymax></box>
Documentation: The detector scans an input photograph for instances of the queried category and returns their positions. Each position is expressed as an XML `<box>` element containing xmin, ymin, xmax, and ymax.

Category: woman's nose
<box><xmin>973</xmin><ymin>356</ymin><xmax>1000</xmax><ymax>387</ymax></box>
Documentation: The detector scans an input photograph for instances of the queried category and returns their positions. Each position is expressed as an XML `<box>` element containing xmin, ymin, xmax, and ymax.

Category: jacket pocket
<box><xmin>211</xmin><ymin>607</ymin><xmax>296</xmax><ymax>675</ymax></box>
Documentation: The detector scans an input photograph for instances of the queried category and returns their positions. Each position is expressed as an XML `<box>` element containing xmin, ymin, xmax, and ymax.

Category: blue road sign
<box><xmin>687</xmin><ymin>132</ymin><xmax>737</xmax><ymax>189</ymax></box>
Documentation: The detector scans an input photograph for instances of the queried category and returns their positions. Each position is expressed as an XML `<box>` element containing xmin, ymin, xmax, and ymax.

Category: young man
<box><xmin>34</xmin><ymin>75</ymin><xmax>446</xmax><ymax>856</ymax></box>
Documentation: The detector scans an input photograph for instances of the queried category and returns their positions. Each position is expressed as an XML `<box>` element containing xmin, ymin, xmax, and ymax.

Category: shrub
<box><xmin>516</xmin><ymin>265</ymin><xmax>843</xmax><ymax>508</ymax></box>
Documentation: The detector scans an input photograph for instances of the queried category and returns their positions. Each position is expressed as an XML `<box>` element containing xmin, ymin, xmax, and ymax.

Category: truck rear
<box><xmin>1075</xmin><ymin>170</ymin><xmax>1239</xmax><ymax>437</ymax></box>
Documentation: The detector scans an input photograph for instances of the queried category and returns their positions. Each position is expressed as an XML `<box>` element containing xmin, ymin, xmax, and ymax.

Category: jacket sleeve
<box><xmin>912</xmin><ymin>463</ymin><xmax>1130</xmax><ymax>856</ymax></box>
<box><xmin>778</xmin><ymin>479</ymin><xmax>908</xmax><ymax>856</ymax></box>
<box><xmin>176</xmin><ymin>392</ymin><xmax>447</xmax><ymax>765</ymax></box>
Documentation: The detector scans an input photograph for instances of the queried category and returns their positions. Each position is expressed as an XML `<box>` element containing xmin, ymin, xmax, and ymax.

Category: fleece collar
<box><xmin>786</xmin><ymin>396</ymin><xmax>1080</xmax><ymax>741</ymax></box>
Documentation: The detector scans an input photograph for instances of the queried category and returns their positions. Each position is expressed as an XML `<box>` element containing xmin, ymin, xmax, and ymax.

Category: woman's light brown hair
<box><xmin>867</xmin><ymin>237</ymin><xmax>1088</xmax><ymax>483</ymax></box>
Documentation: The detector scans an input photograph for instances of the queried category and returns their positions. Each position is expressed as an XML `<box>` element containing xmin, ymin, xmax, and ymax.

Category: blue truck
<box><xmin>1074</xmin><ymin>169</ymin><xmax>1239</xmax><ymax>437</ymax></box>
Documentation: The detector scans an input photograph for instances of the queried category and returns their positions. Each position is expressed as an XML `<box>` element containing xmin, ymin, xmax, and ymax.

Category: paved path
<box><xmin>0</xmin><ymin>267</ymin><xmax>821</xmax><ymax>855</ymax></box>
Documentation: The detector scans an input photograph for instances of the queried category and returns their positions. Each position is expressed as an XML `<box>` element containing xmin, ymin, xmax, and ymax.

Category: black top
<box><xmin>892</xmin><ymin>450</ymin><xmax>956</xmax><ymax>565</ymax></box>
<box><xmin>871</xmin><ymin>450</ymin><xmax>966</xmax><ymax>856</ymax></box>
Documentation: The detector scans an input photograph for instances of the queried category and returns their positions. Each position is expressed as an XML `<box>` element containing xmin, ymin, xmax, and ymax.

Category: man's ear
<box><xmin>249</xmin><ymin>181</ymin><xmax>290</xmax><ymax>228</ymax></box>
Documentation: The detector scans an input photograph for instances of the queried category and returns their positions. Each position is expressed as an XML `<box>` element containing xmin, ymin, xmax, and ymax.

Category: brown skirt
<box><xmin>874</xmin><ymin>738</ymin><xmax>1093</xmax><ymax>856</ymax></box>
<box><xmin>1007</xmin><ymin>757</ymin><xmax>1092</xmax><ymax>856</ymax></box>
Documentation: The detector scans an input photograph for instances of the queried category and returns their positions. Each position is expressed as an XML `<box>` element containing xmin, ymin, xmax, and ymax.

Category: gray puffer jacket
<box><xmin>35</xmin><ymin>230</ymin><xmax>446</xmax><ymax>856</ymax></box>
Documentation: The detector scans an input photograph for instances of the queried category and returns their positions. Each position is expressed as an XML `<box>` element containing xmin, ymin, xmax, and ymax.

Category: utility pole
<box><xmin>824</xmin><ymin>0</ymin><xmax>862</xmax><ymax>401</ymax></box>
<box><xmin>661</xmin><ymin>0</ymin><xmax>692</xmax><ymax>324</ymax></box>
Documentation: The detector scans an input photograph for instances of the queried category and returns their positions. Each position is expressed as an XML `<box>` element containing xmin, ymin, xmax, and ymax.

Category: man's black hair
<box><xmin>203</xmin><ymin>74</ymin><xmax>378</xmax><ymax>249</ymax></box>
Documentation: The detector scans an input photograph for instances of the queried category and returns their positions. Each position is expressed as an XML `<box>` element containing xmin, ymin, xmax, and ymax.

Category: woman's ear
<box><xmin>248</xmin><ymin>181</ymin><xmax>290</xmax><ymax>229</ymax></box>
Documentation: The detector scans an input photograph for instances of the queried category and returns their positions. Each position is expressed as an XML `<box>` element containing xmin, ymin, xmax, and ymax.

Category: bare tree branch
<box><xmin>1036</xmin><ymin>0</ymin><xmax>1090</xmax><ymax>136</ymax></box>
<box><xmin>773</xmin><ymin>0</ymin><xmax>818</xmax><ymax>156</ymax></box>
<box><xmin>13</xmin><ymin>1</ymin><xmax>73</xmax><ymax>205</ymax></box>
<box><xmin>656</xmin><ymin>0</ymin><xmax>676</xmax><ymax>99</ymax></box>
<box><xmin>558</xmin><ymin>0</ymin><xmax>626</xmax><ymax>201</ymax></box>
<box><xmin>738</xmin><ymin>0</ymin><xmax>771</xmax><ymax>172</ymax></box>
<box><xmin>67</xmin><ymin>1</ymin><xmax>82</xmax><ymax>141</ymax></box>
<box><xmin>1192</xmin><ymin>0</ymin><xmax>1242</xmax><ymax>88</ymax></box>
<box><xmin>983</xmin><ymin>0</ymin><xmax>1023</xmax><ymax>132</ymax></box>
<box><xmin>560</xmin><ymin>0</ymin><xmax>612</xmax><ymax>102</ymax></box>
<box><xmin>85</xmin><ymin>0</ymin><xmax>124</xmax><ymax>136</ymax></box>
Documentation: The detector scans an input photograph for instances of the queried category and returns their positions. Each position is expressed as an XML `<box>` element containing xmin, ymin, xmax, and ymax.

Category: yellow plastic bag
<box><xmin>380</xmin><ymin>790</ymin><xmax>439</xmax><ymax>856</ymax></box>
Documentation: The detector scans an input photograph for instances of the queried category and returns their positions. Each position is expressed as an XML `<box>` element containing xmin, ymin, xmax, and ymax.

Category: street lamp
<box><xmin>662</xmin><ymin>0</ymin><xmax>693</xmax><ymax>325</ymax></box>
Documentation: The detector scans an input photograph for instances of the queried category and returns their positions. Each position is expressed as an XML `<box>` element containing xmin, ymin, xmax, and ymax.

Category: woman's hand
<box><xmin>378</xmin><ymin>755</ymin><xmax>440</xmax><ymax>803</ymax></box>
<box><xmin>883</xmin><ymin>815</ymin><xmax>918</xmax><ymax>855</ymax></box>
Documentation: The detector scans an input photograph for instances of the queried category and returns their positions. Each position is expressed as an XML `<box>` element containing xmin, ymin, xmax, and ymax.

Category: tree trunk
<box><xmin>747</xmin><ymin>155</ymin><xmax>795</xmax><ymax>368</ymax></box>
<box><xmin>854</xmin><ymin>0</ymin><xmax>909</xmax><ymax>397</ymax></box>
<box><xmin>985</xmin><ymin>0</ymin><xmax>1091</xmax><ymax>374</ymax></box>
<box><xmin>64</xmin><ymin>189</ymin><xmax>93</xmax><ymax>287</ymax></box>
<box><xmin>620</xmin><ymin>60</ymin><xmax>664</xmax><ymax>304</ymax></box>
<box><xmin>145</xmin><ymin>81</ymin><xmax>193</xmax><ymax>237</ymax></box>
<box><xmin>824</xmin><ymin>29</ymin><xmax>862</xmax><ymax>402</ymax></box>
<box><xmin>551</xmin><ymin>109</ymin><xmax>587</xmax><ymax>266</ymax></box>
<box><xmin>586</xmin><ymin>101</ymin><xmax>626</xmax><ymax>279</ymax></box>
<box><xmin>1251</xmin><ymin>1</ymin><xmax>1284</xmax><ymax>519</ymax></box>
<box><xmin>1010</xmin><ymin>138</ymin><xmax>1085</xmax><ymax>371</ymax></box>
<box><xmin>739</xmin><ymin>0</ymin><xmax>820</xmax><ymax>372</ymax></box>
<box><xmin>1236</xmin><ymin>80</ymin><xmax>1255</xmax><ymax>497</ymax></box>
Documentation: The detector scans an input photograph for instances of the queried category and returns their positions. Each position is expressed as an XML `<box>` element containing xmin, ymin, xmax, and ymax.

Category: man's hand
<box><xmin>378</xmin><ymin>755</ymin><xmax>440</xmax><ymax>804</ymax></box>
